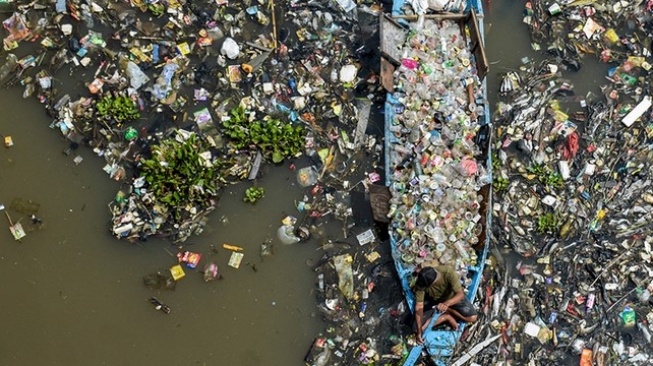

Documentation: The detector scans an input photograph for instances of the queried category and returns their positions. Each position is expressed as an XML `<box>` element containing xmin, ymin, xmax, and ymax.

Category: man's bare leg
<box><xmin>422</xmin><ymin>313</ymin><xmax>458</xmax><ymax>332</ymax></box>
<box><xmin>446</xmin><ymin>308</ymin><xmax>477</xmax><ymax>324</ymax></box>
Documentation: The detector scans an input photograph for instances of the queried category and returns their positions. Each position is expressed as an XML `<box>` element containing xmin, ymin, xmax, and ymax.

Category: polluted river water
<box><xmin>0</xmin><ymin>2</ymin><xmax>623</xmax><ymax>366</ymax></box>
<box><xmin>0</xmin><ymin>83</ymin><xmax>323</xmax><ymax>364</ymax></box>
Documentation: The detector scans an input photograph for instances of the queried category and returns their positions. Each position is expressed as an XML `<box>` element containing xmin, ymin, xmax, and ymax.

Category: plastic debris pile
<box><xmin>0</xmin><ymin>0</ymin><xmax>387</xmax><ymax>242</ymax></box>
<box><xmin>523</xmin><ymin>0</ymin><xmax>653</xmax><ymax>71</ymax></box>
<box><xmin>386</xmin><ymin>17</ymin><xmax>489</xmax><ymax>282</ymax></box>
<box><xmin>307</xmin><ymin>241</ymin><xmax>413</xmax><ymax>366</ymax></box>
<box><xmin>487</xmin><ymin>56</ymin><xmax>653</xmax><ymax>364</ymax></box>
<box><xmin>471</xmin><ymin>6</ymin><xmax>653</xmax><ymax>361</ymax></box>
<box><xmin>3</xmin><ymin>2</ymin><xmax>418</xmax><ymax>364</ymax></box>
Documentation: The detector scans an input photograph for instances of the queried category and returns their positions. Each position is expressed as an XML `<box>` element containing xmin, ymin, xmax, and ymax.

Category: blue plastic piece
<box><xmin>152</xmin><ymin>44</ymin><xmax>160</xmax><ymax>64</ymax></box>
<box><xmin>288</xmin><ymin>77</ymin><xmax>298</xmax><ymax>95</ymax></box>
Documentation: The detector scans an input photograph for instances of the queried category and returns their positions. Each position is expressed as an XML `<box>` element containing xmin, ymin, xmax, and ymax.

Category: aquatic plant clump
<box><xmin>243</xmin><ymin>186</ymin><xmax>265</xmax><ymax>203</ymax></box>
<box><xmin>223</xmin><ymin>106</ymin><xmax>305</xmax><ymax>163</ymax></box>
<box><xmin>96</xmin><ymin>95</ymin><xmax>140</xmax><ymax>123</ymax></box>
<box><xmin>139</xmin><ymin>132</ymin><xmax>222</xmax><ymax>217</ymax></box>
<box><xmin>109</xmin><ymin>128</ymin><xmax>278</xmax><ymax>242</ymax></box>
<box><xmin>526</xmin><ymin>163</ymin><xmax>564</xmax><ymax>189</ymax></box>
<box><xmin>537</xmin><ymin>212</ymin><xmax>559</xmax><ymax>234</ymax></box>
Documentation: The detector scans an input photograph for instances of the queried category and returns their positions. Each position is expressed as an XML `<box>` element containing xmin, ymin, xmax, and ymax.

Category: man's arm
<box><xmin>437</xmin><ymin>267</ymin><xmax>464</xmax><ymax>312</ymax></box>
<box><xmin>415</xmin><ymin>301</ymin><xmax>425</xmax><ymax>344</ymax></box>
<box><xmin>437</xmin><ymin>289</ymin><xmax>465</xmax><ymax>312</ymax></box>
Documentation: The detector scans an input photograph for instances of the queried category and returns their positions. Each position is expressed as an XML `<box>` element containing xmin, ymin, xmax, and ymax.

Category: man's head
<box><xmin>416</xmin><ymin>266</ymin><xmax>438</xmax><ymax>289</ymax></box>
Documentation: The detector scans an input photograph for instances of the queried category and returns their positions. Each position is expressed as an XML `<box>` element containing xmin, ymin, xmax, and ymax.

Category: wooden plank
<box><xmin>379</xmin><ymin>14</ymin><xmax>407</xmax><ymax>65</ymax></box>
<box><xmin>380</xmin><ymin>58</ymin><xmax>395</xmax><ymax>93</ymax></box>
<box><xmin>467</xmin><ymin>9</ymin><xmax>489</xmax><ymax>80</ymax></box>
<box><xmin>474</xmin><ymin>183</ymin><xmax>491</xmax><ymax>251</ymax></box>
<box><xmin>354</xmin><ymin>99</ymin><xmax>371</xmax><ymax>148</ymax></box>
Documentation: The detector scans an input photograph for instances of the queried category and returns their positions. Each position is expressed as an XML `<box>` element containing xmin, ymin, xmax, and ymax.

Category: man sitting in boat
<box><xmin>413</xmin><ymin>265</ymin><xmax>478</xmax><ymax>344</ymax></box>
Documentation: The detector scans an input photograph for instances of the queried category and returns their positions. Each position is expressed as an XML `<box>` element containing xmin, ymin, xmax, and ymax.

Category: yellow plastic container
<box><xmin>170</xmin><ymin>265</ymin><xmax>185</xmax><ymax>281</ymax></box>
<box><xmin>176</xmin><ymin>42</ymin><xmax>191</xmax><ymax>56</ymax></box>
<box><xmin>628</xmin><ymin>56</ymin><xmax>645</xmax><ymax>67</ymax></box>
<box><xmin>604</xmin><ymin>29</ymin><xmax>619</xmax><ymax>44</ymax></box>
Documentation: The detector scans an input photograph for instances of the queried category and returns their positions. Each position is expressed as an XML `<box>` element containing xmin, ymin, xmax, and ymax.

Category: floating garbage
<box><xmin>177</xmin><ymin>251</ymin><xmax>202</xmax><ymax>269</ymax></box>
<box><xmin>143</xmin><ymin>272</ymin><xmax>176</xmax><ymax>291</ymax></box>
<box><xmin>227</xmin><ymin>252</ymin><xmax>244</xmax><ymax>269</ymax></box>
<box><xmin>260</xmin><ymin>242</ymin><xmax>273</xmax><ymax>257</ymax></box>
<box><xmin>4</xmin><ymin>211</ymin><xmax>25</xmax><ymax>241</ymax></box>
<box><xmin>332</xmin><ymin>254</ymin><xmax>354</xmax><ymax>300</ymax></box>
<box><xmin>169</xmin><ymin>265</ymin><xmax>185</xmax><ymax>281</ymax></box>
<box><xmin>297</xmin><ymin>166</ymin><xmax>319</xmax><ymax>187</ymax></box>
<box><xmin>1</xmin><ymin>0</ymin><xmax>425</xmax><ymax>363</ymax></box>
<box><xmin>471</xmin><ymin>1</ymin><xmax>653</xmax><ymax>359</ymax></box>
<box><xmin>149</xmin><ymin>297</ymin><xmax>171</xmax><ymax>314</ymax></box>
<box><xmin>202</xmin><ymin>262</ymin><xmax>219</xmax><ymax>282</ymax></box>
<box><xmin>221</xmin><ymin>37</ymin><xmax>240</xmax><ymax>59</ymax></box>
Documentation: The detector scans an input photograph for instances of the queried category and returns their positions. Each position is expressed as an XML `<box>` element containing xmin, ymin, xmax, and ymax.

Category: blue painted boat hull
<box><xmin>383</xmin><ymin>0</ymin><xmax>492</xmax><ymax>364</ymax></box>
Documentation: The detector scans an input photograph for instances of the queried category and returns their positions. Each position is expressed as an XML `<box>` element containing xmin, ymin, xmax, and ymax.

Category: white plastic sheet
<box><xmin>125</xmin><ymin>61</ymin><xmax>150</xmax><ymax>90</ymax></box>
<box><xmin>220</xmin><ymin>37</ymin><xmax>240</xmax><ymax>59</ymax></box>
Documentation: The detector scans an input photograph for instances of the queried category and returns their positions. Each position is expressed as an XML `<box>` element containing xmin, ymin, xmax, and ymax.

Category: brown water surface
<box><xmin>0</xmin><ymin>88</ymin><xmax>323</xmax><ymax>365</ymax></box>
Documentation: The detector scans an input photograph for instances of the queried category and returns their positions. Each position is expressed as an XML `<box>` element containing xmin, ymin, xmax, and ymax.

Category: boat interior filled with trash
<box><xmin>382</xmin><ymin>0</ymin><xmax>491</xmax><ymax>363</ymax></box>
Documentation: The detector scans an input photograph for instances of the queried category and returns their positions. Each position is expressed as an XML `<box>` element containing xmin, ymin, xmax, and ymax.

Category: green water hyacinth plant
<box><xmin>537</xmin><ymin>212</ymin><xmax>559</xmax><ymax>234</ymax></box>
<box><xmin>223</xmin><ymin>106</ymin><xmax>305</xmax><ymax>163</ymax></box>
<box><xmin>148</xmin><ymin>3</ymin><xmax>165</xmax><ymax>17</ymax></box>
<box><xmin>139</xmin><ymin>132</ymin><xmax>222</xmax><ymax>217</ymax></box>
<box><xmin>96</xmin><ymin>95</ymin><xmax>140</xmax><ymax>123</ymax></box>
<box><xmin>493</xmin><ymin>175</ymin><xmax>509</xmax><ymax>192</ymax></box>
<box><xmin>243</xmin><ymin>186</ymin><xmax>265</xmax><ymax>203</ymax></box>
<box><xmin>527</xmin><ymin>163</ymin><xmax>564</xmax><ymax>189</ymax></box>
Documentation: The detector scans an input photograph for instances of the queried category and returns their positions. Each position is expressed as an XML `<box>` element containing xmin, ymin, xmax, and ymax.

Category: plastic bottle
<box><xmin>620</xmin><ymin>306</ymin><xmax>636</xmax><ymax>327</ymax></box>
<box><xmin>82</xmin><ymin>9</ymin><xmax>94</xmax><ymax>28</ymax></box>
<box><xmin>0</xmin><ymin>54</ymin><xmax>18</xmax><ymax>83</ymax></box>
<box><xmin>453</xmin><ymin>241</ymin><xmax>470</xmax><ymax>261</ymax></box>
<box><xmin>621</xmin><ymin>73</ymin><xmax>637</xmax><ymax>86</ymax></box>
<box><xmin>358</xmin><ymin>302</ymin><xmax>367</xmax><ymax>318</ymax></box>
<box><xmin>638</xmin><ymin>322</ymin><xmax>652</xmax><ymax>343</ymax></box>
<box><xmin>288</xmin><ymin>77</ymin><xmax>298</xmax><ymax>94</ymax></box>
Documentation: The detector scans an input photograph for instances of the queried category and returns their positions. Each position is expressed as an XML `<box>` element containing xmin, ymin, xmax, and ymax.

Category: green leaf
<box><xmin>272</xmin><ymin>150</ymin><xmax>284</xmax><ymax>163</ymax></box>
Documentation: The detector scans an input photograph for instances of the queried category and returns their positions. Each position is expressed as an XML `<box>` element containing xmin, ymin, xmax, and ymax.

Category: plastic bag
<box><xmin>126</xmin><ymin>61</ymin><xmax>150</xmax><ymax>90</ymax></box>
<box><xmin>333</xmin><ymin>254</ymin><xmax>354</xmax><ymax>300</ymax></box>
<box><xmin>407</xmin><ymin>0</ymin><xmax>428</xmax><ymax>14</ymax></box>
<box><xmin>277</xmin><ymin>225</ymin><xmax>300</xmax><ymax>244</ymax></box>
<box><xmin>339</xmin><ymin>64</ymin><xmax>358</xmax><ymax>83</ymax></box>
<box><xmin>260</xmin><ymin>242</ymin><xmax>273</xmax><ymax>256</ymax></box>
<box><xmin>428</xmin><ymin>0</ymin><xmax>449</xmax><ymax>11</ymax></box>
<box><xmin>221</xmin><ymin>37</ymin><xmax>240</xmax><ymax>59</ymax></box>
<box><xmin>335</xmin><ymin>0</ymin><xmax>355</xmax><ymax>12</ymax></box>
<box><xmin>297</xmin><ymin>166</ymin><xmax>318</xmax><ymax>187</ymax></box>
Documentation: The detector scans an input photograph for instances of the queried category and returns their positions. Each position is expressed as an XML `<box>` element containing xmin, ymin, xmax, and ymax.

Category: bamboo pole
<box><xmin>5</xmin><ymin>211</ymin><xmax>14</xmax><ymax>227</ymax></box>
<box><xmin>4</xmin><ymin>211</ymin><xmax>23</xmax><ymax>242</ymax></box>
<box><xmin>270</xmin><ymin>0</ymin><xmax>278</xmax><ymax>51</ymax></box>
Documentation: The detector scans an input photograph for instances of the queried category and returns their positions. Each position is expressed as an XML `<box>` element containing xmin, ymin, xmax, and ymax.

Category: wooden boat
<box><xmin>381</xmin><ymin>0</ymin><xmax>492</xmax><ymax>364</ymax></box>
